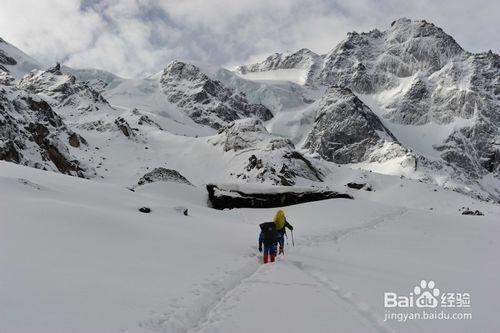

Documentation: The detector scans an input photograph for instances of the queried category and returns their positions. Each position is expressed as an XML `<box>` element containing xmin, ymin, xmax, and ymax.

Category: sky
<box><xmin>0</xmin><ymin>0</ymin><xmax>498</xmax><ymax>78</ymax></box>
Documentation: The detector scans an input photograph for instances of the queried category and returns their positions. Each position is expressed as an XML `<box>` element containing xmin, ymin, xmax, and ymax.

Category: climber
<box><xmin>259</xmin><ymin>221</ymin><xmax>277</xmax><ymax>263</ymax></box>
<box><xmin>273</xmin><ymin>209</ymin><xmax>294</xmax><ymax>255</ymax></box>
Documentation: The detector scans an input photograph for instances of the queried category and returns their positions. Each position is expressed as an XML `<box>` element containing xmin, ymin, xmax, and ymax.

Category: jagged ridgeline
<box><xmin>1</xmin><ymin>18</ymin><xmax>498</xmax><ymax>200</ymax></box>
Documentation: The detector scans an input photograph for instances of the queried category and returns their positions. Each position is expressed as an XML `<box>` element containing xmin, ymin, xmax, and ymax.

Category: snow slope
<box><xmin>0</xmin><ymin>37</ymin><xmax>41</xmax><ymax>78</ymax></box>
<box><xmin>236</xmin><ymin>68</ymin><xmax>309</xmax><ymax>85</ymax></box>
<box><xmin>1</xmin><ymin>161</ymin><xmax>499</xmax><ymax>332</ymax></box>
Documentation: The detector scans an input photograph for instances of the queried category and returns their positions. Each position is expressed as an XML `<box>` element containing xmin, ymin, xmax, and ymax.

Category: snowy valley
<box><xmin>1</xmin><ymin>17</ymin><xmax>499</xmax><ymax>333</ymax></box>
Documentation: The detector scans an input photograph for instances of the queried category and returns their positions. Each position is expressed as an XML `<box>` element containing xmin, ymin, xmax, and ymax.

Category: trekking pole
<box><xmin>291</xmin><ymin>230</ymin><xmax>295</xmax><ymax>247</ymax></box>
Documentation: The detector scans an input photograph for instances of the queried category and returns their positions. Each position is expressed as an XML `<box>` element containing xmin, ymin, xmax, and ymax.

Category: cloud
<box><xmin>0</xmin><ymin>0</ymin><xmax>498</xmax><ymax>77</ymax></box>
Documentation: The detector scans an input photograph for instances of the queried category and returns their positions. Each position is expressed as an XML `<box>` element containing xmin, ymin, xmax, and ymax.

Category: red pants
<box><xmin>263</xmin><ymin>253</ymin><xmax>276</xmax><ymax>263</ymax></box>
<box><xmin>262</xmin><ymin>244</ymin><xmax>277</xmax><ymax>264</ymax></box>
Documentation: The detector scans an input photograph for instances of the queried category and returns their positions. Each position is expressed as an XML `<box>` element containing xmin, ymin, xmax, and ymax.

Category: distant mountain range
<box><xmin>1</xmin><ymin>18</ymin><xmax>498</xmax><ymax>200</ymax></box>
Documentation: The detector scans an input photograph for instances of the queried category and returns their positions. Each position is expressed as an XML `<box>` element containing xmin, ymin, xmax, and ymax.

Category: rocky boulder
<box><xmin>207</xmin><ymin>183</ymin><xmax>353</xmax><ymax>209</ymax></box>
<box><xmin>138</xmin><ymin>167</ymin><xmax>192</xmax><ymax>186</ymax></box>
<box><xmin>114</xmin><ymin>117</ymin><xmax>136</xmax><ymax>138</ymax></box>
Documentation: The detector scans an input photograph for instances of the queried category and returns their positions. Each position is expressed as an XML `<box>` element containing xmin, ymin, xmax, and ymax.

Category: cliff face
<box><xmin>160</xmin><ymin>61</ymin><xmax>273</xmax><ymax>129</ymax></box>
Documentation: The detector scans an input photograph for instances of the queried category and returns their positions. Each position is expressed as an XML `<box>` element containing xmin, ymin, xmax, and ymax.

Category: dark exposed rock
<box><xmin>347</xmin><ymin>182</ymin><xmax>372</xmax><ymax>191</ymax></box>
<box><xmin>303</xmin><ymin>86</ymin><xmax>406</xmax><ymax>164</ymax></box>
<box><xmin>0</xmin><ymin>71</ymin><xmax>14</xmax><ymax>85</ymax></box>
<box><xmin>45</xmin><ymin>144</ymin><xmax>83</xmax><ymax>175</ymax></box>
<box><xmin>24</xmin><ymin>122</ymin><xmax>84</xmax><ymax>175</ymax></box>
<box><xmin>246</xmin><ymin>155</ymin><xmax>263</xmax><ymax>171</ymax></box>
<box><xmin>138</xmin><ymin>167</ymin><xmax>192</xmax><ymax>186</ymax></box>
<box><xmin>68</xmin><ymin>132</ymin><xmax>87</xmax><ymax>148</ymax></box>
<box><xmin>0</xmin><ymin>81</ymin><xmax>91</xmax><ymax>177</ymax></box>
<box><xmin>174</xmin><ymin>206</ymin><xmax>189</xmax><ymax>216</ymax></box>
<box><xmin>207</xmin><ymin>183</ymin><xmax>353</xmax><ymax>209</ymax></box>
<box><xmin>132</xmin><ymin>108</ymin><xmax>163</xmax><ymax>130</ymax></box>
<box><xmin>0</xmin><ymin>141</ymin><xmax>21</xmax><ymax>163</ymax></box>
<box><xmin>18</xmin><ymin>65</ymin><xmax>111</xmax><ymax>114</ymax></box>
<box><xmin>210</xmin><ymin>119</ymin><xmax>323</xmax><ymax>185</ymax></box>
<box><xmin>0</xmin><ymin>50</ymin><xmax>17</xmax><ymax>66</ymax></box>
<box><xmin>139</xmin><ymin>207</ymin><xmax>151</xmax><ymax>213</ymax></box>
<box><xmin>49</xmin><ymin>63</ymin><xmax>61</xmax><ymax>73</ymax></box>
<box><xmin>160</xmin><ymin>61</ymin><xmax>273</xmax><ymax>129</ymax></box>
<box><xmin>385</xmin><ymin>77</ymin><xmax>430</xmax><ymax>124</ymax></box>
<box><xmin>461</xmin><ymin>210</ymin><xmax>484</xmax><ymax>216</ymax></box>
<box><xmin>114</xmin><ymin>117</ymin><xmax>135</xmax><ymax>138</ymax></box>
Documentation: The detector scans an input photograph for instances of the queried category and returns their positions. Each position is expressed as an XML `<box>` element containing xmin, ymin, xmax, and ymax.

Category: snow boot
<box><xmin>270</xmin><ymin>253</ymin><xmax>276</xmax><ymax>262</ymax></box>
<box><xmin>263</xmin><ymin>254</ymin><xmax>269</xmax><ymax>264</ymax></box>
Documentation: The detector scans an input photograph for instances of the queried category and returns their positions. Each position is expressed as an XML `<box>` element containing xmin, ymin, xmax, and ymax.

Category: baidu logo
<box><xmin>383</xmin><ymin>279</ymin><xmax>472</xmax><ymax>322</ymax></box>
<box><xmin>414</xmin><ymin>280</ymin><xmax>440</xmax><ymax>308</ymax></box>
<box><xmin>384</xmin><ymin>279</ymin><xmax>470</xmax><ymax>309</ymax></box>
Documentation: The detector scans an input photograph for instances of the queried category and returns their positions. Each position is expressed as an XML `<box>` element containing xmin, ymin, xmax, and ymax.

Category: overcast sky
<box><xmin>1</xmin><ymin>0</ymin><xmax>498</xmax><ymax>78</ymax></box>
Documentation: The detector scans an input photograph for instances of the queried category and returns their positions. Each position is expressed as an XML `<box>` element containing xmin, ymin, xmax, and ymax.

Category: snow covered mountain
<box><xmin>19</xmin><ymin>63</ymin><xmax>112</xmax><ymax>115</ymax></box>
<box><xmin>1</xmin><ymin>17</ymin><xmax>500</xmax><ymax>333</ymax></box>
<box><xmin>237</xmin><ymin>18</ymin><xmax>499</xmax><ymax>198</ymax></box>
<box><xmin>0</xmin><ymin>17</ymin><xmax>499</xmax><ymax>201</ymax></box>
<box><xmin>316</xmin><ymin>18</ymin><xmax>499</xmax><ymax>183</ymax></box>
<box><xmin>236</xmin><ymin>48</ymin><xmax>324</xmax><ymax>86</ymax></box>
<box><xmin>303</xmin><ymin>85</ymin><xmax>407</xmax><ymax>164</ymax></box>
<box><xmin>0</xmin><ymin>71</ymin><xmax>92</xmax><ymax>177</ymax></box>
<box><xmin>208</xmin><ymin>118</ymin><xmax>324</xmax><ymax>185</ymax></box>
<box><xmin>160</xmin><ymin>61</ymin><xmax>273</xmax><ymax>129</ymax></box>
<box><xmin>0</xmin><ymin>37</ymin><xmax>41</xmax><ymax>78</ymax></box>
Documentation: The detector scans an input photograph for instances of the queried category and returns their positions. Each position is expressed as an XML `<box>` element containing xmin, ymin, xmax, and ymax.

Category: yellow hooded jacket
<box><xmin>273</xmin><ymin>209</ymin><xmax>286</xmax><ymax>230</ymax></box>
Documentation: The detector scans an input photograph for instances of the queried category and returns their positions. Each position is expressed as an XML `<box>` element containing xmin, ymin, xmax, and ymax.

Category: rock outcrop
<box><xmin>160</xmin><ymin>61</ymin><xmax>273</xmax><ymax>129</ymax></box>
<box><xmin>18</xmin><ymin>64</ymin><xmax>111</xmax><ymax>115</ymax></box>
<box><xmin>303</xmin><ymin>86</ymin><xmax>406</xmax><ymax>163</ymax></box>
<box><xmin>138</xmin><ymin>167</ymin><xmax>192</xmax><ymax>186</ymax></box>
<box><xmin>207</xmin><ymin>183</ymin><xmax>353</xmax><ymax>209</ymax></box>
<box><xmin>239</xmin><ymin>18</ymin><xmax>499</xmax><ymax>183</ymax></box>
<box><xmin>209</xmin><ymin>118</ymin><xmax>324</xmax><ymax>185</ymax></box>
<box><xmin>114</xmin><ymin>117</ymin><xmax>136</xmax><ymax>138</ymax></box>
<box><xmin>0</xmin><ymin>71</ymin><xmax>92</xmax><ymax>176</ymax></box>
<box><xmin>237</xmin><ymin>48</ymin><xmax>324</xmax><ymax>86</ymax></box>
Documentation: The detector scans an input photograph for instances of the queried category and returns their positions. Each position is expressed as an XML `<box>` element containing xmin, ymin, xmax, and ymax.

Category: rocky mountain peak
<box><xmin>160</xmin><ymin>61</ymin><xmax>273</xmax><ymax>129</ymax></box>
<box><xmin>386</xmin><ymin>18</ymin><xmax>464</xmax><ymax>59</ymax></box>
<box><xmin>303</xmin><ymin>85</ymin><xmax>407</xmax><ymax>164</ymax></box>
<box><xmin>238</xmin><ymin>48</ymin><xmax>321</xmax><ymax>73</ymax></box>
<box><xmin>321</xmin><ymin>18</ymin><xmax>467</xmax><ymax>93</ymax></box>
<box><xmin>47</xmin><ymin>62</ymin><xmax>62</xmax><ymax>74</ymax></box>
<box><xmin>18</xmin><ymin>65</ymin><xmax>110</xmax><ymax>113</ymax></box>
<box><xmin>161</xmin><ymin>60</ymin><xmax>207</xmax><ymax>83</ymax></box>
<box><xmin>0</xmin><ymin>19</ymin><xmax>497</xmax><ymax>199</ymax></box>
<box><xmin>0</xmin><ymin>78</ymin><xmax>92</xmax><ymax>177</ymax></box>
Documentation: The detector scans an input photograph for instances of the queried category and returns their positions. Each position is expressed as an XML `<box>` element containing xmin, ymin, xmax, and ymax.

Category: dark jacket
<box><xmin>259</xmin><ymin>222</ymin><xmax>277</xmax><ymax>247</ymax></box>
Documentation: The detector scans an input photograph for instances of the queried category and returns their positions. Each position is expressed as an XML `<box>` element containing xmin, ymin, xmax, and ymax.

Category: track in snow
<box><xmin>142</xmin><ymin>207</ymin><xmax>407</xmax><ymax>332</ymax></box>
